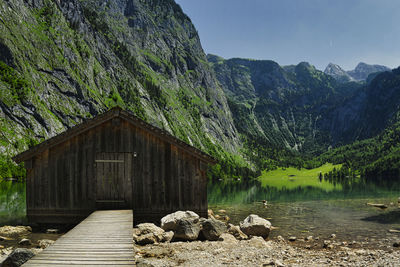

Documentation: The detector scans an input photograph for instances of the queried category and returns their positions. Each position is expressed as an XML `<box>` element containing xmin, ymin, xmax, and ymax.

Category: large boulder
<box><xmin>239</xmin><ymin>214</ymin><xmax>271</xmax><ymax>238</ymax></box>
<box><xmin>2</xmin><ymin>248</ymin><xmax>35</xmax><ymax>267</ymax></box>
<box><xmin>161</xmin><ymin>211</ymin><xmax>199</xmax><ymax>231</ymax></box>
<box><xmin>200</xmin><ymin>218</ymin><xmax>227</xmax><ymax>241</ymax></box>
<box><xmin>173</xmin><ymin>218</ymin><xmax>200</xmax><ymax>241</ymax></box>
<box><xmin>161</xmin><ymin>211</ymin><xmax>200</xmax><ymax>241</ymax></box>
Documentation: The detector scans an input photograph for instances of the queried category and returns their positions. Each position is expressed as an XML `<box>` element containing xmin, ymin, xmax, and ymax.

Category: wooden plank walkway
<box><xmin>23</xmin><ymin>210</ymin><xmax>134</xmax><ymax>266</ymax></box>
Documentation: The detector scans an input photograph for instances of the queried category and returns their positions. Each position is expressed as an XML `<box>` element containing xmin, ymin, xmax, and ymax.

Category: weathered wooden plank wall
<box><xmin>26</xmin><ymin>118</ymin><xmax>209</xmax><ymax>224</ymax></box>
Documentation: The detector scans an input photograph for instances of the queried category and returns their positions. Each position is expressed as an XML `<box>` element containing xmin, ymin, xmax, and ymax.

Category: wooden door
<box><xmin>95</xmin><ymin>153</ymin><xmax>132</xmax><ymax>209</ymax></box>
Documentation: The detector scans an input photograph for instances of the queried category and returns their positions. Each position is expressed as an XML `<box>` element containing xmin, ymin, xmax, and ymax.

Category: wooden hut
<box><xmin>13</xmin><ymin>107</ymin><xmax>216</xmax><ymax>224</ymax></box>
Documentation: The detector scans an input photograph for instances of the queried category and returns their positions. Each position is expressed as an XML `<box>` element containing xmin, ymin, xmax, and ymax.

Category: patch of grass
<box><xmin>259</xmin><ymin>163</ymin><xmax>342</xmax><ymax>191</ymax></box>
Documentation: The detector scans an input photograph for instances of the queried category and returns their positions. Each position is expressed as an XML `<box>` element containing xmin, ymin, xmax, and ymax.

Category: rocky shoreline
<box><xmin>132</xmin><ymin>210</ymin><xmax>400</xmax><ymax>266</ymax></box>
<box><xmin>1</xmin><ymin>210</ymin><xmax>400</xmax><ymax>266</ymax></box>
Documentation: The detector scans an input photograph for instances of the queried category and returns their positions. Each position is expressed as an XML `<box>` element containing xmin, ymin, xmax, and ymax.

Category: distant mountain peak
<box><xmin>324</xmin><ymin>63</ymin><xmax>354</xmax><ymax>83</ymax></box>
<box><xmin>324</xmin><ymin>62</ymin><xmax>391</xmax><ymax>83</ymax></box>
<box><xmin>348</xmin><ymin>62</ymin><xmax>391</xmax><ymax>81</ymax></box>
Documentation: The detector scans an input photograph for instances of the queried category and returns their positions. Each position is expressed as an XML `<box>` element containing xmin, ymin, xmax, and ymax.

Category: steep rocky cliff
<box><xmin>0</xmin><ymin>0</ymin><xmax>240</xmax><ymax>158</ymax></box>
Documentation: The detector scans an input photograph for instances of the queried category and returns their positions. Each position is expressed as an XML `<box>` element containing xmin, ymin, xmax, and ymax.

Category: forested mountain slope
<box><xmin>208</xmin><ymin>54</ymin><xmax>365</xmax><ymax>155</ymax></box>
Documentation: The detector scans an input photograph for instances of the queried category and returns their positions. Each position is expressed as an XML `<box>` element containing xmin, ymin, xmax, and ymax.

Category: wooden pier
<box><xmin>23</xmin><ymin>210</ymin><xmax>134</xmax><ymax>266</ymax></box>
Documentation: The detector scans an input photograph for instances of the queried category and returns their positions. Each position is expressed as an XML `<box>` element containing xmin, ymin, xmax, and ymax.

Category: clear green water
<box><xmin>208</xmin><ymin>177</ymin><xmax>400</xmax><ymax>249</ymax></box>
<box><xmin>2</xmin><ymin>176</ymin><xmax>400</xmax><ymax>249</ymax></box>
<box><xmin>0</xmin><ymin>181</ymin><xmax>26</xmax><ymax>225</ymax></box>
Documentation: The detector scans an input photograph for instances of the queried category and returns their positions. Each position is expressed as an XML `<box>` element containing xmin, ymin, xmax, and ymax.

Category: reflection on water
<box><xmin>208</xmin><ymin>177</ymin><xmax>400</xmax><ymax>205</ymax></box>
<box><xmin>208</xmin><ymin>176</ymin><xmax>400</xmax><ymax>249</ymax></box>
<box><xmin>0</xmin><ymin>181</ymin><xmax>26</xmax><ymax>225</ymax></box>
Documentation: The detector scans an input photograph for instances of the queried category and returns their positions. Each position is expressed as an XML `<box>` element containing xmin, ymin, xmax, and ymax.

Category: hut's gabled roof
<box><xmin>13</xmin><ymin>107</ymin><xmax>217</xmax><ymax>164</ymax></box>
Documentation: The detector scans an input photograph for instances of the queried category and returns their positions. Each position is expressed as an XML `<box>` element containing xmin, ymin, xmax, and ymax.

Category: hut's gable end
<box><xmin>22</xmin><ymin>115</ymin><xmax>209</xmax><ymax>224</ymax></box>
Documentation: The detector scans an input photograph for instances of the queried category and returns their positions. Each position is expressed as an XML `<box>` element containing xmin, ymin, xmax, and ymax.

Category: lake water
<box><xmin>2</xmin><ymin>176</ymin><xmax>400</xmax><ymax>249</ymax></box>
<box><xmin>208</xmin><ymin>177</ymin><xmax>400</xmax><ymax>249</ymax></box>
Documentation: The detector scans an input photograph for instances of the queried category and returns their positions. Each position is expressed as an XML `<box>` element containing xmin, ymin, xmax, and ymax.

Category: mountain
<box><xmin>1</xmin><ymin>0</ymin><xmax>400</xmax><ymax>181</ymax></box>
<box><xmin>208</xmin><ymin>55</ymin><xmax>366</xmax><ymax>155</ymax></box>
<box><xmin>0</xmin><ymin>0</ymin><xmax>241</xmax><ymax>163</ymax></box>
<box><xmin>348</xmin><ymin>62</ymin><xmax>391</xmax><ymax>81</ymax></box>
<box><xmin>324</xmin><ymin>63</ymin><xmax>354</xmax><ymax>83</ymax></box>
<box><xmin>318</xmin><ymin>67</ymin><xmax>400</xmax><ymax>179</ymax></box>
<box><xmin>324</xmin><ymin>62</ymin><xmax>391</xmax><ymax>82</ymax></box>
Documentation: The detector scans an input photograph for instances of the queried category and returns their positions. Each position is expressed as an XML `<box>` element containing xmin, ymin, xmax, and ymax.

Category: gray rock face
<box><xmin>2</xmin><ymin>248</ymin><xmax>35</xmax><ymax>267</ymax></box>
<box><xmin>200</xmin><ymin>218</ymin><xmax>227</xmax><ymax>241</ymax></box>
<box><xmin>0</xmin><ymin>0</ymin><xmax>240</xmax><ymax>160</ymax></box>
<box><xmin>348</xmin><ymin>62</ymin><xmax>390</xmax><ymax>81</ymax></box>
<box><xmin>239</xmin><ymin>214</ymin><xmax>271</xmax><ymax>239</ymax></box>
<box><xmin>324</xmin><ymin>63</ymin><xmax>354</xmax><ymax>83</ymax></box>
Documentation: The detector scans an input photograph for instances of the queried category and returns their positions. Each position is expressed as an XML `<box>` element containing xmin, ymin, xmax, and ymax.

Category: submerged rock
<box><xmin>200</xmin><ymin>218</ymin><xmax>227</xmax><ymax>241</ymax></box>
<box><xmin>239</xmin><ymin>214</ymin><xmax>271</xmax><ymax>238</ymax></box>
<box><xmin>18</xmin><ymin>239</ymin><xmax>32</xmax><ymax>246</ymax></box>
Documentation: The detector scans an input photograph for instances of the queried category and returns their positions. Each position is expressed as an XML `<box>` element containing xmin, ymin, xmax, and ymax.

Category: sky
<box><xmin>175</xmin><ymin>0</ymin><xmax>400</xmax><ymax>71</ymax></box>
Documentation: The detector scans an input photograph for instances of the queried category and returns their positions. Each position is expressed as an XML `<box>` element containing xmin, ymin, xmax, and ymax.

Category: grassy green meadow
<box><xmin>259</xmin><ymin>163</ymin><xmax>342</xmax><ymax>191</ymax></box>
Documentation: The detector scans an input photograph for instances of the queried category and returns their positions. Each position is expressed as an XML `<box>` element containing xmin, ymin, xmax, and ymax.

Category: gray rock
<box><xmin>161</xmin><ymin>211</ymin><xmax>200</xmax><ymax>241</ymax></box>
<box><xmin>137</xmin><ymin>223</ymin><xmax>165</xmax><ymax>242</ymax></box>
<box><xmin>218</xmin><ymin>233</ymin><xmax>237</xmax><ymax>243</ymax></box>
<box><xmin>173</xmin><ymin>218</ymin><xmax>201</xmax><ymax>241</ymax></box>
<box><xmin>2</xmin><ymin>248</ymin><xmax>35</xmax><ymax>267</ymax></box>
<box><xmin>136</xmin><ymin>233</ymin><xmax>157</xmax><ymax>246</ymax></box>
<box><xmin>305</xmin><ymin>235</ymin><xmax>313</xmax><ymax>241</ymax></box>
<box><xmin>46</xmin><ymin>229</ymin><xmax>59</xmax><ymax>234</ymax></box>
<box><xmin>264</xmin><ymin>259</ymin><xmax>284</xmax><ymax>267</ymax></box>
<box><xmin>288</xmin><ymin>236</ymin><xmax>296</xmax><ymax>242</ymax></box>
<box><xmin>37</xmin><ymin>239</ymin><xmax>54</xmax><ymax>249</ymax></box>
<box><xmin>239</xmin><ymin>214</ymin><xmax>271</xmax><ymax>238</ymax></box>
<box><xmin>18</xmin><ymin>239</ymin><xmax>32</xmax><ymax>246</ymax></box>
<box><xmin>227</xmin><ymin>224</ymin><xmax>248</xmax><ymax>240</ymax></box>
<box><xmin>323</xmin><ymin>240</ymin><xmax>331</xmax><ymax>248</ymax></box>
<box><xmin>201</xmin><ymin>218</ymin><xmax>227</xmax><ymax>241</ymax></box>
<box><xmin>161</xmin><ymin>231</ymin><xmax>174</xmax><ymax>243</ymax></box>
<box><xmin>0</xmin><ymin>226</ymin><xmax>32</xmax><ymax>238</ymax></box>
<box><xmin>161</xmin><ymin>211</ymin><xmax>199</xmax><ymax>231</ymax></box>
<box><xmin>276</xmin><ymin>235</ymin><xmax>285</xmax><ymax>242</ymax></box>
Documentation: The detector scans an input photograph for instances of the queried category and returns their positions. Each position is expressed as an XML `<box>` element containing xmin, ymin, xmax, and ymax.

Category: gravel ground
<box><xmin>135</xmin><ymin>236</ymin><xmax>400</xmax><ymax>267</ymax></box>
